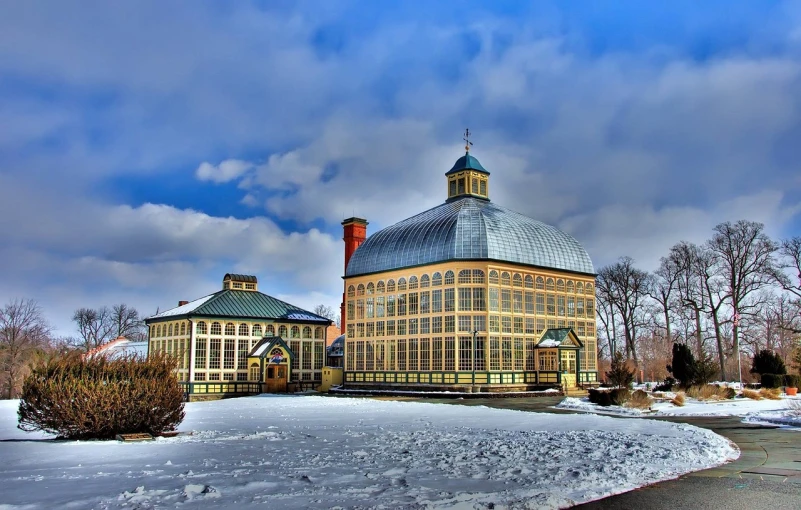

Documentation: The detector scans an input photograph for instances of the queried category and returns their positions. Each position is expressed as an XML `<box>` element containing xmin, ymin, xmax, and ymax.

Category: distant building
<box><xmin>340</xmin><ymin>149</ymin><xmax>598</xmax><ymax>392</ymax></box>
<box><xmin>85</xmin><ymin>336</ymin><xmax>148</xmax><ymax>359</ymax></box>
<box><xmin>146</xmin><ymin>274</ymin><xmax>332</xmax><ymax>399</ymax></box>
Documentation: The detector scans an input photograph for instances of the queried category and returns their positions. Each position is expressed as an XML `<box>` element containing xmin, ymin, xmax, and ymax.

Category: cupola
<box><xmin>223</xmin><ymin>273</ymin><xmax>258</xmax><ymax>291</ymax></box>
<box><xmin>446</xmin><ymin>130</ymin><xmax>490</xmax><ymax>201</ymax></box>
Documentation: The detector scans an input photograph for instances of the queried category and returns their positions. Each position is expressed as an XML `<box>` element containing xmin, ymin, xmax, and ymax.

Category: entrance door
<box><xmin>264</xmin><ymin>364</ymin><xmax>287</xmax><ymax>393</ymax></box>
<box><xmin>560</xmin><ymin>350</ymin><xmax>577</xmax><ymax>389</ymax></box>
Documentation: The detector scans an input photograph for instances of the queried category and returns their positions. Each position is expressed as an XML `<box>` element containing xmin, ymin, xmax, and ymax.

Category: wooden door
<box><xmin>264</xmin><ymin>364</ymin><xmax>287</xmax><ymax>393</ymax></box>
<box><xmin>560</xmin><ymin>350</ymin><xmax>577</xmax><ymax>389</ymax></box>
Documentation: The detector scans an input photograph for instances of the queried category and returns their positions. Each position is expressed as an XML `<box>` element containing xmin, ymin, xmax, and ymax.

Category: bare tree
<box><xmin>669</xmin><ymin>242</ymin><xmax>708</xmax><ymax>358</ymax></box>
<box><xmin>313</xmin><ymin>304</ymin><xmax>339</xmax><ymax>327</ymax></box>
<box><xmin>72</xmin><ymin>307</ymin><xmax>115</xmax><ymax>351</ymax></box>
<box><xmin>708</xmin><ymin>220</ymin><xmax>778</xmax><ymax>381</ymax></box>
<box><xmin>649</xmin><ymin>255</ymin><xmax>681</xmax><ymax>344</ymax></box>
<box><xmin>0</xmin><ymin>299</ymin><xmax>51</xmax><ymax>399</ymax></box>
<box><xmin>111</xmin><ymin>304</ymin><xmax>145</xmax><ymax>340</ymax></box>
<box><xmin>596</xmin><ymin>257</ymin><xmax>651</xmax><ymax>366</ymax></box>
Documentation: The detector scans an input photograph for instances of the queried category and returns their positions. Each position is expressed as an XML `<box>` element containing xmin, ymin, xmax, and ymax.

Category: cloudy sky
<box><xmin>2</xmin><ymin>1</ymin><xmax>801</xmax><ymax>335</ymax></box>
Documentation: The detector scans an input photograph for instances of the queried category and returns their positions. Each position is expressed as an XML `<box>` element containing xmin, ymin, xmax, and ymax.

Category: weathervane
<box><xmin>463</xmin><ymin>128</ymin><xmax>473</xmax><ymax>153</ymax></box>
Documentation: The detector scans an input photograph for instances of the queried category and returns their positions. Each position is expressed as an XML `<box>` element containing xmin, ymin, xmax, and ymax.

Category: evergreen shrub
<box><xmin>751</xmin><ymin>350</ymin><xmax>786</xmax><ymax>377</ymax></box>
<box><xmin>605</xmin><ymin>351</ymin><xmax>635</xmax><ymax>389</ymax></box>
<box><xmin>785</xmin><ymin>374</ymin><xmax>801</xmax><ymax>388</ymax></box>
<box><xmin>18</xmin><ymin>352</ymin><xmax>185</xmax><ymax>440</ymax></box>
<box><xmin>654</xmin><ymin>377</ymin><xmax>676</xmax><ymax>392</ymax></box>
<box><xmin>760</xmin><ymin>373</ymin><xmax>783</xmax><ymax>389</ymax></box>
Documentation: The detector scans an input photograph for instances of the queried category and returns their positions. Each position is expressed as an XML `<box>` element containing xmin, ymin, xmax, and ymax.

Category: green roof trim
<box><xmin>446</xmin><ymin>152</ymin><xmax>489</xmax><ymax>175</ymax></box>
<box><xmin>536</xmin><ymin>328</ymin><xmax>583</xmax><ymax>348</ymax></box>
<box><xmin>146</xmin><ymin>289</ymin><xmax>332</xmax><ymax>324</ymax></box>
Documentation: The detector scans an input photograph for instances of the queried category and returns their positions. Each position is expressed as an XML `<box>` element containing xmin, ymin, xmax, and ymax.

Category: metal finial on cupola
<box><xmin>463</xmin><ymin>128</ymin><xmax>473</xmax><ymax>153</ymax></box>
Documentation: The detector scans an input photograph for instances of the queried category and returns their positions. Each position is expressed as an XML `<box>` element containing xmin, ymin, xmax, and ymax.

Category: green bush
<box><xmin>605</xmin><ymin>351</ymin><xmax>635</xmax><ymax>389</ymax></box>
<box><xmin>751</xmin><ymin>350</ymin><xmax>787</xmax><ymax>376</ymax></box>
<box><xmin>588</xmin><ymin>388</ymin><xmax>631</xmax><ymax>407</ymax></box>
<box><xmin>760</xmin><ymin>373</ymin><xmax>783</xmax><ymax>389</ymax></box>
<box><xmin>785</xmin><ymin>374</ymin><xmax>801</xmax><ymax>388</ymax></box>
<box><xmin>654</xmin><ymin>377</ymin><xmax>676</xmax><ymax>392</ymax></box>
<box><xmin>18</xmin><ymin>352</ymin><xmax>185</xmax><ymax>440</ymax></box>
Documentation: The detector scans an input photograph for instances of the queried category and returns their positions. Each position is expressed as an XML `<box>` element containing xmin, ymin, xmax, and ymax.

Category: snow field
<box><xmin>0</xmin><ymin>396</ymin><xmax>737</xmax><ymax>509</ymax></box>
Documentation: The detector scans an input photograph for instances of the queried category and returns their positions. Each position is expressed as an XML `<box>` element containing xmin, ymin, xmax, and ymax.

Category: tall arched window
<box><xmin>524</xmin><ymin>275</ymin><xmax>534</xmax><ymax>288</ymax></box>
<box><xmin>556</xmin><ymin>279</ymin><xmax>565</xmax><ymax>293</ymax></box>
<box><xmin>253</xmin><ymin>324</ymin><xmax>263</xmax><ymax>337</ymax></box>
<box><xmin>536</xmin><ymin>276</ymin><xmax>545</xmax><ymax>290</ymax></box>
<box><xmin>397</xmin><ymin>278</ymin><xmax>407</xmax><ymax>291</ymax></box>
<box><xmin>278</xmin><ymin>325</ymin><xmax>287</xmax><ymax>337</ymax></box>
<box><xmin>458</xmin><ymin>270</ymin><xmax>471</xmax><ymax>284</ymax></box>
<box><xmin>367</xmin><ymin>282</ymin><xmax>374</xmax><ymax>294</ymax></box>
<box><xmin>432</xmin><ymin>273</ymin><xmax>442</xmax><ymax>286</ymax></box>
<box><xmin>291</xmin><ymin>326</ymin><xmax>300</xmax><ymax>338</ymax></box>
<box><xmin>302</xmin><ymin>326</ymin><xmax>312</xmax><ymax>338</ymax></box>
<box><xmin>211</xmin><ymin>322</ymin><xmax>222</xmax><ymax>335</ymax></box>
<box><xmin>266</xmin><ymin>324</ymin><xmax>275</xmax><ymax>336</ymax></box>
<box><xmin>357</xmin><ymin>284</ymin><xmax>365</xmax><ymax>296</ymax></box>
<box><xmin>408</xmin><ymin>275</ymin><xmax>418</xmax><ymax>289</ymax></box>
<box><xmin>197</xmin><ymin>322</ymin><xmax>207</xmax><ymax>334</ymax></box>
<box><xmin>489</xmin><ymin>270</ymin><xmax>499</xmax><ymax>285</ymax></box>
<box><xmin>420</xmin><ymin>274</ymin><xmax>430</xmax><ymax>288</ymax></box>
<box><xmin>513</xmin><ymin>273</ymin><xmax>523</xmax><ymax>287</ymax></box>
<box><xmin>585</xmin><ymin>283</ymin><xmax>594</xmax><ymax>295</ymax></box>
<box><xmin>387</xmin><ymin>279</ymin><xmax>396</xmax><ymax>292</ymax></box>
<box><xmin>546</xmin><ymin>278</ymin><xmax>555</xmax><ymax>291</ymax></box>
<box><xmin>566</xmin><ymin>281</ymin><xmax>575</xmax><ymax>294</ymax></box>
<box><xmin>472</xmin><ymin>270</ymin><xmax>485</xmax><ymax>284</ymax></box>
<box><xmin>225</xmin><ymin>323</ymin><xmax>236</xmax><ymax>336</ymax></box>
<box><xmin>501</xmin><ymin>272</ymin><xmax>511</xmax><ymax>286</ymax></box>
<box><xmin>347</xmin><ymin>285</ymin><xmax>356</xmax><ymax>298</ymax></box>
<box><xmin>315</xmin><ymin>327</ymin><xmax>324</xmax><ymax>339</ymax></box>
<box><xmin>576</xmin><ymin>282</ymin><xmax>584</xmax><ymax>294</ymax></box>
<box><xmin>238</xmin><ymin>324</ymin><xmax>249</xmax><ymax>336</ymax></box>
<box><xmin>376</xmin><ymin>281</ymin><xmax>385</xmax><ymax>293</ymax></box>
<box><xmin>168</xmin><ymin>324</ymin><xmax>173</xmax><ymax>336</ymax></box>
<box><xmin>180</xmin><ymin>322</ymin><xmax>186</xmax><ymax>335</ymax></box>
<box><xmin>444</xmin><ymin>271</ymin><xmax>455</xmax><ymax>285</ymax></box>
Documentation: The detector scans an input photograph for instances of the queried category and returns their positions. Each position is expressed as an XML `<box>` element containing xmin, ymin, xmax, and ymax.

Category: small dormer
<box><xmin>223</xmin><ymin>273</ymin><xmax>258</xmax><ymax>292</ymax></box>
<box><xmin>446</xmin><ymin>152</ymin><xmax>490</xmax><ymax>201</ymax></box>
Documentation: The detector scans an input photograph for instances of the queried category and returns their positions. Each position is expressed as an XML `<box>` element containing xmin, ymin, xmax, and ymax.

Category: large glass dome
<box><xmin>345</xmin><ymin>196</ymin><xmax>595</xmax><ymax>277</ymax></box>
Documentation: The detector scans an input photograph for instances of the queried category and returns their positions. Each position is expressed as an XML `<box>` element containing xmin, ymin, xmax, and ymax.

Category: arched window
<box><xmin>566</xmin><ymin>281</ymin><xmax>575</xmax><ymax>294</ymax></box>
<box><xmin>291</xmin><ymin>326</ymin><xmax>300</xmax><ymax>338</ymax></box>
<box><xmin>249</xmin><ymin>362</ymin><xmax>260</xmax><ymax>381</ymax></box>
<box><xmin>585</xmin><ymin>283</ymin><xmax>594</xmax><ymax>295</ymax></box>
<box><xmin>225</xmin><ymin>323</ymin><xmax>236</xmax><ymax>336</ymax></box>
<box><xmin>197</xmin><ymin>322</ymin><xmax>207</xmax><ymax>334</ymax></box>
<box><xmin>536</xmin><ymin>276</ymin><xmax>545</xmax><ymax>290</ymax></box>
<box><xmin>376</xmin><ymin>281</ymin><xmax>385</xmax><ymax>293</ymax></box>
<box><xmin>356</xmin><ymin>284</ymin><xmax>365</xmax><ymax>296</ymax></box>
<box><xmin>524</xmin><ymin>275</ymin><xmax>534</xmax><ymax>288</ymax></box>
<box><xmin>489</xmin><ymin>270</ymin><xmax>499</xmax><ymax>285</ymax></box>
<box><xmin>513</xmin><ymin>273</ymin><xmax>523</xmax><ymax>287</ymax></box>
<box><xmin>546</xmin><ymin>278</ymin><xmax>555</xmax><ymax>291</ymax></box>
<box><xmin>150</xmin><ymin>326</ymin><xmax>155</xmax><ymax>338</ymax></box>
<box><xmin>168</xmin><ymin>324</ymin><xmax>173</xmax><ymax>336</ymax></box>
<box><xmin>347</xmin><ymin>285</ymin><xmax>356</xmax><ymax>298</ymax></box>
<box><xmin>367</xmin><ymin>282</ymin><xmax>374</xmax><ymax>294</ymax></box>
<box><xmin>458</xmin><ymin>270</ymin><xmax>471</xmax><ymax>284</ymax></box>
<box><xmin>315</xmin><ymin>327</ymin><xmax>324</xmax><ymax>339</ymax></box>
<box><xmin>387</xmin><ymin>279</ymin><xmax>396</xmax><ymax>292</ymax></box>
<box><xmin>576</xmin><ymin>282</ymin><xmax>584</xmax><ymax>294</ymax></box>
<box><xmin>211</xmin><ymin>322</ymin><xmax>222</xmax><ymax>335</ymax></box>
<box><xmin>253</xmin><ymin>324</ymin><xmax>263</xmax><ymax>337</ymax></box>
<box><xmin>302</xmin><ymin>326</ymin><xmax>312</xmax><ymax>338</ymax></box>
<box><xmin>266</xmin><ymin>324</ymin><xmax>275</xmax><ymax>336</ymax></box>
<box><xmin>444</xmin><ymin>271</ymin><xmax>455</xmax><ymax>285</ymax></box>
<box><xmin>397</xmin><ymin>278</ymin><xmax>407</xmax><ymax>291</ymax></box>
<box><xmin>420</xmin><ymin>274</ymin><xmax>430</xmax><ymax>288</ymax></box>
<box><xmin>408</xmin><ymin>276</ymin><xmax>418</xmax><ymax>289</ymax></box>
<box><xmin>432</xmin><ymin>272</ymin><xmax>442</xmax><ymax>286</ymax></box>
<box><xmin>180</xmin><ymin>322</ymin><xmax>186</xmax><ymax>335</ymax></box>
<box><xmin>155</xmin><ymin>325</ymin><xmax>161</xmax><ymax>337</ymax></box>
<box><xmin>239</xmin><ymin>324</ymin><xmax>249</xmax><ymax>336</ymax></box>
<box><xmin>556</xmin><ymin>279</ymin><xmax>565</xmax><ymax>293</ymax></box>
<box><xmin>473</xmin><ymin>270</ymin><xmax>485</xmax><ymax>284</ymax></box>
<box><xmin>278</xmin><ymin>325</ymin><xmax>287</xmax><ymax>337</ymax></box>
<box><xmin>501</xmin><ymin>272</ymin><xmax>511</xmax><ymax>286</ymax></box>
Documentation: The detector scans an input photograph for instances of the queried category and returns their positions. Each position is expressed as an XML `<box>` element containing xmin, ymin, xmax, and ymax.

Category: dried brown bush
<box><xmin>17</xmin><ymin>351</ymin><xmax>184</xmax><ymax>439</ymax></box>
<box><xmin>686</xmin><ymin>384</ymin><xmax>735</xmax><ymax>401</ymax></box>
<box><xmin>625</xmin><ymin>389</ymin><xmax>653</xmax><ymax>410</ymax></box>
<box><xmin>670</xmin><ymin>392</ymin><xmax>685</xmax><ymax>406</ymax></box>
<box><xmin>759</xmin><ymin>387</ymin><xmax>781</xmax><ymax>400</ymax></box>
<box><xmin>742</xmin><ymin>388</ymin><xmax>762</xmax><ymax>400</ymax></box>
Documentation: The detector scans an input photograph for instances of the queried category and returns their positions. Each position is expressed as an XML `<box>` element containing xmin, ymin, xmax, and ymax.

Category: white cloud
<box><xmin>195</xmin><ymin>159</ymin><xmax>253</xmax><ymax>183</ymax></box>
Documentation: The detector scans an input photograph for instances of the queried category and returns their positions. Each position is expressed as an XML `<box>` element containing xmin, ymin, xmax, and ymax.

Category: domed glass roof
<box><xmin>345</xmin><ymin>196</ymin><xmax>594</xmax><ymax>277</ymax></box>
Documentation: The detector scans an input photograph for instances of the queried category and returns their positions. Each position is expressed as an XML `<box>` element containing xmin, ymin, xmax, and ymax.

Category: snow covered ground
<box><xmin>557</xmin><ymin>393</ymin><xmax>801</xmax><ymax>428</ymax></box>
<box><xmin>0</xmin><ymin>396</ymin><xmax>737</xmax><ymax>509</ymax></box>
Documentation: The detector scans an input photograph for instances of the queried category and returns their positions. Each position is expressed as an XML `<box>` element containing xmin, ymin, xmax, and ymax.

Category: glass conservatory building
<box><xmin>340</xmin><ymin>151</ymin><xmax>598</xmax><ymax>391</ymax></box>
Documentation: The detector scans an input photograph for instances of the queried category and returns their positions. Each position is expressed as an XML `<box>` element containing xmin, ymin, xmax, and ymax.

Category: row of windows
<box><xmin>192</xmin><ymin>337</ymin><xmax>326</xmax><ymax>372</ymax></box>
<box><xmin>152</xmin><ymin>321</ymin><xmax>326</xmax><ymax>339</ymax></box>
<box><xmin>149</xmin><ymin>339</ymin><xmax>190</xmax><ymax>369</ymax></box>
<box><xmin>348</xmin><ymin>272</ymin><xmax>595</xmax><ymax>296</ymax></box>
<box><xmin>347</xmin><ymin>291</ymin><xmax>595</xmax><ymax>320</ymax></box>
<box><xmin>345</xmin><ymin>337</ymin><xmax>597</xmax><ymax>372</ymax></box>
<box><xmin>346</xmin><ymin>318</ymin><xmax>595</xmax><ymax>338</ymax></box>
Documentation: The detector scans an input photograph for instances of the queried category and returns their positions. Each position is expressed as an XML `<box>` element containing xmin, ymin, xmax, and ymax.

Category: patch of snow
<box><xmin>1</xmin><ymin>396</ymin><xmax>737</xmax><ymax>509</ymax></box>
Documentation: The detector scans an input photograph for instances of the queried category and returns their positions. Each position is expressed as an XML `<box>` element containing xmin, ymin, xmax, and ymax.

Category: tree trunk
<box><xmin>710</xmin><ymin>309</ymin><xmax>727</xmax><ymax>381</ymax></box>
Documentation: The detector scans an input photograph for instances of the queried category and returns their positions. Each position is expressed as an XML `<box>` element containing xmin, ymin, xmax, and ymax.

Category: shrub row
<box><xmin>760</xmin><ymin>373</ymin><xmax>800</xmax><ymax>389</ymax></box>
<box><xmin>18</xmin><ymin>352</ymin><xmax>185</xmax><ymax>440</ymax></box>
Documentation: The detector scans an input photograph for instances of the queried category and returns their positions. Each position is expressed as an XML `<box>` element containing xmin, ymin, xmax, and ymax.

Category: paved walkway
<box><xmin>398</xmin><ymin>396</ymin><xmax>801</xmax><ymax>510</ymax></box>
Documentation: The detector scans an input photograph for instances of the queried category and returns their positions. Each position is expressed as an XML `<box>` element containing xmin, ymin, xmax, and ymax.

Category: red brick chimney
<box><xmin>178</xmin><ymin>300</ymin><xmax>189</xmax><ymax>307</ymax></box>
<box><xmin>341</xmin><ymin>217</ymin><xmax>368</xmax><ymax>333</ymax></box>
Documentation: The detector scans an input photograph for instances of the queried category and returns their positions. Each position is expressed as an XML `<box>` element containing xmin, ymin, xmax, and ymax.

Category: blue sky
<box><xmin>2</xmin><ymin>1</ymin><xmax>801</xmax><ymax>335</ymax></box>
